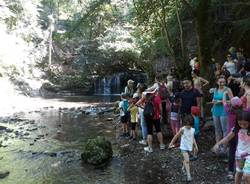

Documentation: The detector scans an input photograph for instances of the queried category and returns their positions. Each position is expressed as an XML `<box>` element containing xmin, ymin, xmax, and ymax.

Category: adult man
<box><xmin>176</xmin><ymin>78</ymin><xmax>202</xmax><ymax>115</ymax></box>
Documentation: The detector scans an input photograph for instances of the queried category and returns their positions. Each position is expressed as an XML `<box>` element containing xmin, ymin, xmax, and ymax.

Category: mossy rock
<box><xmin>81</xmin><ymin>136</ymin><xmax>113</xmax><ymax>166</ymax></box>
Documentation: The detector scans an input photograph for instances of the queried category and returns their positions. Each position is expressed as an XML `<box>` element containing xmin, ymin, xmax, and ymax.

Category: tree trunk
<box><xmin>195</xmin><ymin>0</ymin><xmax>211</xmax><ymax>78</ymax></box>
<box><xmin>175</xmin><ymin>0</ymin><xmax>185</xmax><ymax>60</ymax></box>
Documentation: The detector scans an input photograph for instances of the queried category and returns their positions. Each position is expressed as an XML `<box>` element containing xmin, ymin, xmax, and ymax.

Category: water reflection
<box><xmin>0</xmin><ymin>108</ymin><xmax>124</xmax><ymax>184</ymax></box>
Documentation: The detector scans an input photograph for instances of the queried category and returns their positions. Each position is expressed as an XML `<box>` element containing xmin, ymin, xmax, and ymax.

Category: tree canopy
<box><xmin>1</xmin><ymin>0</ymin><xmax>250</xmax><ymax>87</ymax></box>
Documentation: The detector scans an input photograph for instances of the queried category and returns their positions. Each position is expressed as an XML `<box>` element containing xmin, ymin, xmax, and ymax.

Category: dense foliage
<box><xmin>1</xmin><ymin>0</ymin><xmax>250</xmax><ymax>88</ymax></box>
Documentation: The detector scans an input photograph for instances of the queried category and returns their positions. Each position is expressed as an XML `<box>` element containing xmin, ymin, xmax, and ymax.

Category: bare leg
<box><xmin>147</xmin><ymin>134</ymin><xmax>153</xmax><ymax>148</ymax></box>
<box><xmin>235</xmin><ymin>172</ymin><xmax>243</xmax><ymax>184</ymax></box>
<box><xmin>157</xmin><ymin>132</ymin><xmax>163</xmax><ymax>145</ymax></box>
<box><xmin>125</xmin><ymin>122</ymin><xmax>128</xmax><ymax>133</ymax></box>
<box><xmin>182</xmin><ymin>152</ymin><xmax>191</xmax><ymax>178</ymax></box>
<box><xmin>243</xmin><ymin>175</ymin><xmax>250</xmax><ymax>184</ymax></box>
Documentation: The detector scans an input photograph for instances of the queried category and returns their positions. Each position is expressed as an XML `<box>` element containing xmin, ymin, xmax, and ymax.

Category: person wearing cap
<box><xmin>125</xmin><ymin>79</ymin><xmax>135</xmax><ymax>98</ymax></box>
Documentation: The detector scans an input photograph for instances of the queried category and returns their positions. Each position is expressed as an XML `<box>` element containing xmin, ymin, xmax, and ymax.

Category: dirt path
<box><xmin>115</xmin><ymin>119</ymin><xmax>234</xmax><ymax>184</ymax></box>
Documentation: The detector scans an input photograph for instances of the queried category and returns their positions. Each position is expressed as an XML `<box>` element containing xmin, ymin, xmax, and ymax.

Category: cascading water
<box><xmin>94</xmin><ymin>72</ymin><xmax>147</xmax><ymax>95</ymax></box>
<box><xmin>103</xmin><ymin>77</ymin><xmax>111</xmax><ymax>95</ymax></box>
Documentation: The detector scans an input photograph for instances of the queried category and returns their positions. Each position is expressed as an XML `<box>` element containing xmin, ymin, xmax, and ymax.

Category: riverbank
<box><xmin>115</xmin><ymin>116</ymin><xmax>233</xmax><ymax>184</ymax></box>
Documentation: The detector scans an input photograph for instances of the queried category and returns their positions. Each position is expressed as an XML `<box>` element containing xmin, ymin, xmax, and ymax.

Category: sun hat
<box><xmin>128</xmin><ymin>79</ymin><xmax>134</xmax><ymax>83</ymax></box>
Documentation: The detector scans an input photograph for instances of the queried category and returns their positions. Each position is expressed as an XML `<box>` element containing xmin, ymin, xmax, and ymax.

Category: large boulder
<box><xmin>81</xmin><ymin>136</ymin><xmax>113</xmax><ymax>166</ymax></box>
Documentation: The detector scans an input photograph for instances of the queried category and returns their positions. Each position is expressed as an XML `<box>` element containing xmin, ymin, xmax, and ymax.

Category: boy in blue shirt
<box><xmin>119</xmin><ymin>93</ymin><xmax>129</xmax><ymax>137</ymax></box>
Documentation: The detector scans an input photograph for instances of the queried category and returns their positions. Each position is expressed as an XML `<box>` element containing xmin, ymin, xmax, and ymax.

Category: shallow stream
<box><xmin>0</xmin><ymin>95</ymin><xmax>124</xmax><ymax>184</ymax></box>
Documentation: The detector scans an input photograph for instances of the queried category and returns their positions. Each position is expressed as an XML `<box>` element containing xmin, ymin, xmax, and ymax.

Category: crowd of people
<box><xmin>118</xmin><ymin>47</ymin><xmax>250</xmax><ymax>183</ymax></box>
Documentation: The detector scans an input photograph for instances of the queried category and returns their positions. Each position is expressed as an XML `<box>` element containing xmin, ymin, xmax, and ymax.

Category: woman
<box><xmin>124</xmin><ymin>79</ymin><xmax>135</xmax><ymax>97</ymax></box>
<box><xmin>211</xmin><ymin>76</ymin><xmax>233</xmax><ymax>152</ymax></box>
<box><xmin>223</xmin><ymin>54</ymin><xmax>237</xmax><ymax>75</ymax></box>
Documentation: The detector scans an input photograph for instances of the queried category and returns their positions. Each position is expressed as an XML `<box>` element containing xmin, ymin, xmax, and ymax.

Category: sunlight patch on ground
<box><xmin>0</xmin><ymin>78</ymin><xmax>95</xmax><ymax>117</ymax></box>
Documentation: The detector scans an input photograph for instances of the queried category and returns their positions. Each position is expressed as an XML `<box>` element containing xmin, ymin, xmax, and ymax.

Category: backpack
<box><xmin>143</xmin><ymin>95</ymin><xmax>155</xmax><ymax>119</ymax></box>
<box><xmin>159</xmin><ymin>83</ymin><xmax>169</xmax><ymax>100</ymax></box>
<box><xmin>122</xmin><ymin>100</ymin><xmax>129</xmax><ymax>114</ymax></box>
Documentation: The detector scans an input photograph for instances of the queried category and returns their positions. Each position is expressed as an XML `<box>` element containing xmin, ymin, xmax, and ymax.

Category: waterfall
<box><xmin>103</xmin><ymin>77</ymin><xmax>111</xmax><ymax>95</ymax></box>
<box><xmin>94</xmin><ymin>72</ymin><xmax>147</xmax><ymax>95</ymax></box>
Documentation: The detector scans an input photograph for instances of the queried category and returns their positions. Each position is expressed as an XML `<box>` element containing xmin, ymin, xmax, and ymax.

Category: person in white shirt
<box><xmin>169</xmin><ymin>115</ymin><xmax>198</xmax><ymax>182</ymax></box>
<box><xmin>223</xmin><ymin>54</ymin><xmax>237</xmax><ymax>75</ymax></box>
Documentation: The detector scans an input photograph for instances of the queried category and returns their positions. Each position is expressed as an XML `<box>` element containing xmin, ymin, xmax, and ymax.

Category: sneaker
<box><xmin>187</xmin><ymin>175</ymin><xmax>192</xmax><ymax>182</ymax></box>
<box><xmin>189</xmin><ymin>155</ymin><xmax>198</xmax><ymax>161</ymax></box>
<box><xmin>160</xmin><ymin>144</ymin><xmax>165</xmax><ymax>150</ymax></box>
<box><xmin>227</xmin><ymin>171</ymin><xmax>234</xmax><ymax>180</ymax></box>
<box><xmin>139</xmin><ymin>140</ymin><xmax>147</xmax><ymax>145</ymax></box>
<box><xmin>144</xmin><ymin>146</ymin><xmax>153</xmax><ymax>153</ymax></box>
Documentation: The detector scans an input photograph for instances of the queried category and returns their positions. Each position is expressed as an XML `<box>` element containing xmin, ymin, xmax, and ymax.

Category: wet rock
<box><xmin>38</xmin><ymin>125</ymin><xmax>46</xmax><ymax>129</ymax></box>
<box><xmin>0</xmin><ymin>126</ymin><xmax>7</xmax><ymax>131</ymax></box>
<box><xmin>24</xmin><ymin>132</ymin><xmax>30</xmax><ymax>136</ymax></box>
<box><xmin>0</xmin><ymin>171</ymin><xmax>9</xmax><ymax>179</ymax></box>
<box><xmin>37</xmin><ymin>134</ymin><xmax>45</xmax><ymax>138</ymax></box>
<box><xmin>81</xmin><ymin>136</ymin><xmax>113</xmax><ymax>166</ymax></box>
<box><xmin>27</xmin><ymin>127</ymin><xmax>38</xmax><ymax>131</ymax></box>
<box><xmin>69</xmin><ymin>107</ymin><xmax>75</xmax><ymax>111</ymax></box>
<box><xmin>44</xmin><ymin>152</ymin><xmax>57</xmax><ymax>157</ymax></box>
<box><xmin>106</xmin><ymin>118</ymin><xmax>113</xmax><ymax>121</ymax></box>
<box><xmin>51</xmin><ymin>161</ymin><xmax>61</xmax><ymax>168</ymax></box>
<box><xmin>29</xmin><ymin>120</ymin><xmax>35</xmax><ymax>124</ymax></box>
<box><xmin>6</xmin><ymin>128</ymin><xmax>13</xmax><ymax>133</ymax></box>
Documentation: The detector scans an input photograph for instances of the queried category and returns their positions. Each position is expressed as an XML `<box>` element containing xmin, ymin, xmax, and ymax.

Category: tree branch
<box><xmin>180</xmin><ymin>0</ymin><xmax>196</xmax><ymax>17</ymax></box>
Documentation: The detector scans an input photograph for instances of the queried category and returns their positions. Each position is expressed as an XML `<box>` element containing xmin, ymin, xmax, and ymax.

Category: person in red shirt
<box><xmin>144</xmin><ymin>89</ymin><xmax>165</xmax><ymax>153</ymax></box>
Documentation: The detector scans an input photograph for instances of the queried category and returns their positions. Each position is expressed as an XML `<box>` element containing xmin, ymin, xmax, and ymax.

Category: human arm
<box><xmin>225</xmin><ymin>87</ymin><xmax>234</xmax><ymax>99</ymax></box>
<box><xmin>246</xmin><ymin>92</ymin><xmax>250</xmax><ymax>109</ymax></box>
<box><xmin>212</xmin><ymin>131</ymin><xmax>235</xmax><ymax>152</ymax></box>
<box><xmin>146</xmin><ymin>83</ymin><xmax>159</xmax><ymax>92</ymax></box>
<box><xmin>127</xmin><ymin>104</ymin><xmax>135</xmax><ymax>111</ymax></box>
<box><xmin>199</xmin><ymin>77</ymin><xmax>209</xmax><ymax>87</ymax></box>
<box><xmin>193</xmin><ymin>138</ymin><xmax>198</xmax><ymax>155</ymax></box>
<box><xmin>169</xmin><ymin>128</ymin><xmax>183</xmax><ymax>148</ymax></box>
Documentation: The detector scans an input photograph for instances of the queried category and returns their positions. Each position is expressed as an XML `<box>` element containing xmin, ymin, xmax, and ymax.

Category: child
<box><xmin>169</xmin><ymin>115</ymin><xmax>198</xmax><ymax>182</ymax></box>
<box><xmin>223</xmin><ymin>96</ymin><xmax>243</xmax><ymax>134</ymax></box>
<box><xmin>169</xmin><ymin>95</ymin><xmax>180</xmax><ymax>136</ymax></box>
<box><xmin>212</xmin><ymin>111</ymin><xmax>250</xmax><ymax>183</ymax></box>
<box><xmin>222</xmin><ymin>96</ymin><xmax>243</xmax><ymax>179</ymax></box>
<box><xmin>191</xmin><ymin>106</ymin><xmax>201</xmax><ymax>140</ymax></box>
<box><xmin>128</xmin><ymin>93</ymin><xmax>139</xmax><ymax>140</ymax></box>
<box><xmin>119</xmin><ymin>93</ymin><xmax>129</xmax><ymax>137</ymax></box>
